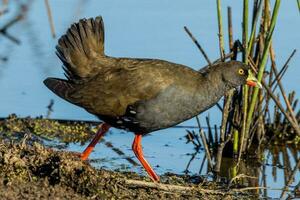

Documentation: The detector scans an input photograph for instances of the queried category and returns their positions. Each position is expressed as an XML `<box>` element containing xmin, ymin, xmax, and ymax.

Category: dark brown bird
<box><xmin>44</xmin><ymin>16</ymin><xmax>261</xmax><ymax>182</ymax></box>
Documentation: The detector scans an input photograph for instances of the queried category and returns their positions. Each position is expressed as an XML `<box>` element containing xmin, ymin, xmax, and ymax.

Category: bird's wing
<box><xmin>67</xmin><ymin>59</ymin><xmax>177</xmax><ymax>116</ymax></box>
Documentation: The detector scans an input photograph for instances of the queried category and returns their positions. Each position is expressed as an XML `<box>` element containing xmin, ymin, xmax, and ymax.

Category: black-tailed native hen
<box><xmin>44</xmin><ymin>16</ymin><xmax>261</xmax><ymax>182</ymax></box>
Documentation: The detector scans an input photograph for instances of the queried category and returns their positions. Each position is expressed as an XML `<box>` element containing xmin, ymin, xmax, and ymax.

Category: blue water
<box><xmin>0</xmin><ymin>1</ymin><xmax>299</xmax><ymax>199</ymax></box>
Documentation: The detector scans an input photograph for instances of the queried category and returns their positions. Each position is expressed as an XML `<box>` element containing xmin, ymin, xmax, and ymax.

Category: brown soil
<box><xmin>0</xmin><ymin>116</ymin><xmax>256</xmax><ymax>199</ymax></box>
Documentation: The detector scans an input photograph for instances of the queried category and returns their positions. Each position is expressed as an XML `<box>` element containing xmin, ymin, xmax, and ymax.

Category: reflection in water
<box><xmin>183</xmin><ymin>144</ymin><xmax>300</xmax><ymax>199</ymax></box>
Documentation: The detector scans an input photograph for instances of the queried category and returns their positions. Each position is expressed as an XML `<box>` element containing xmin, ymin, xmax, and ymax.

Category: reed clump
<box><xmin>185</xmin><ymin>0</ymin><xmax>299</xmax><ymax>173</ymax></box>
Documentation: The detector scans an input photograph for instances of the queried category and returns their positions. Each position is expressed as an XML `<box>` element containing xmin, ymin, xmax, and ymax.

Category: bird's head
<box><xmin>219</xmin><ymin>60</ymin><xmax>262</xmax><ymax>89</ymax></box>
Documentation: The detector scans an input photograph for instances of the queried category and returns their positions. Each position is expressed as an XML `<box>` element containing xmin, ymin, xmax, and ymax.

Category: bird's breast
<box><xmin>132</xmin><ymin>83</ymin><xmax>224</xmax><ymax>132</ymax></box>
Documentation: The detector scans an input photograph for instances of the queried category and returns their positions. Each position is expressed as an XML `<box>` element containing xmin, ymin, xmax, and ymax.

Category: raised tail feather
<box><xmin>56</xmin><ymin>16</ymin><xmax>105</xmax><ymax>82</ymax></box>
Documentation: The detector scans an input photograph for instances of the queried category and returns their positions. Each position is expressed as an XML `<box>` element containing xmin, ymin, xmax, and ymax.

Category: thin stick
<box><xmin>44</xmin><ymin>0</ymin><xmax>56</xmax><ymax>38</ymax></box>
<box><xmin>248</xmin><ymin>49</ymin><xmax>296</xmax><ymax>125</ymax></box>
<box><xmin>0</xmin><ymin>14</ymin><xmax>23</xmax><ymax>44</ymax></box>
<box><xmin>185</xmin><ymin>150</ymin><xmax>200</xmax><ymax>173</ymax></box>
<box><xmin>270</xmin><ymin>49</ymin><xmax>296</xmax><ymax>89</ymax></box>
<box><xmin>220</xmin><ymin>94</ymin><xmax>232</xmax><ymax>150</ymax></box>
<box><xmin>269</xmin><ymin>46</ymin><xmax>299</xmax><ymax>125</ymax></box>
<box><xmin>196</xmin><ymin>116</ymin><xmax>213</xmax><ymax>170</ymax></box>
<box><xmin>227</xmin><ymin>7</ymin><xmax>234</xmax><ymax>51</ymax></box>
<box><xmin>184</xmin><ymin>26</ymin><xmax>212</xmax><ymax>66</ymax></box>
<box><xmin>205</xmin><ymin>115</ymin><xmax>213</xmax><ymax>146</ymax></box>
<box><xmin>212</xmin><ymin>51</ymin><xmax>236</xmax><ymax>64</ymax></box>
<box><xmin>229</xmin><ymin>173</ymin><xmax>258</xmax><ymax>185</ymax></box>
<box><xmin>249</xmin><ymin>64</ymin><xmax>300</xmax><ymax>136</ymax></box>
<box><xmin>199</xmin><ymin>128</ymin><xmax>213</xmax><ymax>170</ymax></box>
<box><xmin>126</xmin><ymin>179</ymin><xmax>270</xmax><ymax>194</ymax></box>
<box><xmin>125</xmin><ymin>179</ymin><xmax>232</xmax><ymax>195</ymax></box>
<box><xmin>199</xmin><ymin>155</ymin><xmax>207</xmax><ymax>174</ymax></box>
<box><xmin>231</xmin><ymin>186</ymin><xmax>268</xmax><ymax>192</ymax></box>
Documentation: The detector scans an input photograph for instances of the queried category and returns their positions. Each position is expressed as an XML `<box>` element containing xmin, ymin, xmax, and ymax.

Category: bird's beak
<box><xmin>246</xmin><ymin>70</ymin><xmax>262</xmax><ymax>88</ymax></box>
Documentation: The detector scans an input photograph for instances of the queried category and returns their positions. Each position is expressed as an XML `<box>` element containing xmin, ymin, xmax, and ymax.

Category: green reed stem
<box><xmin>226</xmin><ymin>6</ymin><xmax>237</xmax><ymax>156</ymax></box>
<box><xmin>217</xmin><ymin>0</ymin><xmax>225</xmax><ymax>60</ymax></box>
<box><xmin>242</xmin><ymin>0</ymin><xmax>249</xmax><ymax>63</ymax></box>
<box><xmin>245</xmin><ymin>0</ymin><xmax>281</xmax><ymax>136</ymax></box>
<box><xmin>217</xmin><ymin>0</ymin><xmax>227</xmax><ymax>142</ymax></box>
<box><xmin>297</xmin><ymin>0</ymin><xmax>300</xmax><ymax>12</ymax></box>
<box><xmin>248</xmin><ymin>0</ymin><xmax>263</xmax><ymax>54</ymax></box>
<box><xmin>233</xmin><ymin>129</ymin><xmax>239</xmax><ymax>154</ymax></box>
<box><xmin>239</xmin><ymin>0</ymin><xmax>249</xmax><ymax>157</ymax></box>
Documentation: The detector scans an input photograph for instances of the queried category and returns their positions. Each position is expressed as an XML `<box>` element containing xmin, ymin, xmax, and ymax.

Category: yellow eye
<box><xmin>238</xmin><ymin>69</ymin><xmax>245</xmax><ymax>75</ymax></box>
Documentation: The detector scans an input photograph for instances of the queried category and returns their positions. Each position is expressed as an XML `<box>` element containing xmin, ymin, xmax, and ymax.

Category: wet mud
<box><xmin>0</xmin><ymin>115</ymin><xmax>256</xmax><ymax>199</ymax></box>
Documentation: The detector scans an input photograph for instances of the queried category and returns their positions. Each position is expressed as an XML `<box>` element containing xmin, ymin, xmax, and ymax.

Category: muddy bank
<box><xmin>0</xmin><ymin>135</ymin><xmax>255</xmax><ymax>199</ymax></box>
<box><xmin>0</xmin><ymin>116</ymin><xmax>257</xmax><ymax>199</ymax></box>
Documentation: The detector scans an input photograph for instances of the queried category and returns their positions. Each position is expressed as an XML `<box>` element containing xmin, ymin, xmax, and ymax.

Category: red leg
<box><xmin>81</xmin><ymin>123</ymin><xmax>110</xmax><ymax>160</ymax></box>
<box><xmin>132</xmin><ymin>134</ymin><xmax>160</xmax><ymax>182</ymax></box>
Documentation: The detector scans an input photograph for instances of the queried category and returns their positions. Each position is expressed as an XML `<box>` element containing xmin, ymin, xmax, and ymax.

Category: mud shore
<box><xmin>0</xmin><ymin>116</ymin><xmax>255</xmax><ymax>199</ymax></box>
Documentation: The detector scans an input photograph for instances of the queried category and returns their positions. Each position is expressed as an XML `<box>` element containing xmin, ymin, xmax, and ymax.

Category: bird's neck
<box><xmin>192</xmin><ymin>69</ymin><xmax>230</xmax><ymax>113</ymax></box>
<box><xmin>205</xmin><ymin>68</ymin><xmax>230</xmax><ymax>94</ymax></box>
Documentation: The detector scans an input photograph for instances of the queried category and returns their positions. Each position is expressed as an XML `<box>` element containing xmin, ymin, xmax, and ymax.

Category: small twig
<box><xmin>249</xmin><ymin>64</ymin><xmax>300</xmax><ymax>136</ymax></box>
<box><xmin>44</xmin><ymin>0</ymin><xmax>56</xmax><ymax>38</ymax></box>
<box><xmin>125</xmin><ymin>179</ymin><xmax>193</xmax><ymax>193</ymax></box>
<box><xmin>185</xmin><ymin>130</ymin><xmax>201</xmax><ymax>148</ymax></box>
<box><xmin>205</xmin><ymin>115</ymin><xmax>213</xmax><ymax>146</ymax></box>
<box><xmin>269</xmin><ymin>46</ymin><xmax>299</xmax><ymax>126</ymax></box>
<box><xmin>126</xmin><ymin>179</ymin><xmax>269</xmax><ymax>195</ymax></box>
<box><xmin>248</xmin><ymin>49</ymin><xmax>296</xmax><ymax>128</ymax></box>
<box><xmin>229</xmin><ymin>173</ymin><xmax>258</xmax><ymax>185</ymax></box>
<box><xmin>231</xmin><ymin>186</ymin><xmax>268</xmax><ymax>192</ymax></box>
<box><xmin>46</xmin><ymin>99</ymin><xmax>54</xmax><ymax>118</ymax></box>
<box><xmin>125</xmin><ymin>179</ymin><xmax>229</xmax><ymax>195</ymax></box>
<box><xmin>184</xmin><ymin>149</ymin><xmax>200</xmax><ymax>173</ymax></box>
<box><xmin>199</xmin><ymin>128</ymin><xmax>213</xmax><ymax>170</ymax></box>
<box><xmin>270</xmin><ymin>49</ymin><xmax>296</xmax><ymax>90</ymax></box>
<box><xmin>0</xmin><ymin>14</ymin><xmax>23</xmax><ymax>44</ymax></box>
<box><xmin>199</xmin><ymin>154</ymin><xmax>207</xmax><ymax>174</ymax></box>
<box><xmin>184</xmin><ymin>26</ymin><xmax>212</xmax><ymax>67</ymax></box>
